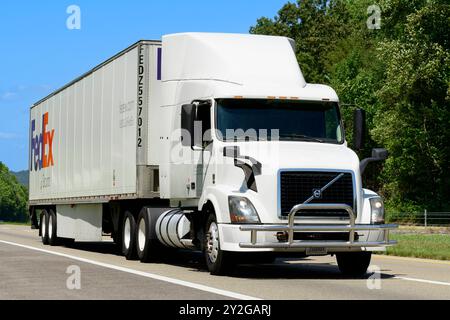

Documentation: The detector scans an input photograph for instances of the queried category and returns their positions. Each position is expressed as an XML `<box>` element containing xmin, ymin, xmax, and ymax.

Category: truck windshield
<box><xmin>216</xmin><ymin>99</ymin><xmax>344</xmax><ymax>144</ymax></box>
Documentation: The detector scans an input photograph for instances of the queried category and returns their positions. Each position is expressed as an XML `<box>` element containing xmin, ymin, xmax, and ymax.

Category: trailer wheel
<box><xmin>336</xmin><ymin>252</ymin><xmax>372</xmax><ymax>277</ymax></box>
<box><xmin>48</xmin><ymin>210</ymin><xmax>59</xmax><ymax>246</ymax></box>
<box><xmin>136</xmin><ymin>208</ymin><xmax>163</xmax><ymax>263</ymax></box>
<box><xmin>204</xmin><ymin>213</ymin><xmax>235</xmax><ymax>275</ymax></box>
<box><xmin>40</xmin><ymin>210</ymin><xmax>49</xmax><ymax>245</ymax></box>
<box><xmin>122</xmin><ymin>211</ymin><xmax>138</xmax><ymax>260</ymax></box>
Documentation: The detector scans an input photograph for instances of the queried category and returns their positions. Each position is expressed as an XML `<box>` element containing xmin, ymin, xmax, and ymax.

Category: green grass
<box><xmin>0</xmin><ymin>221</ymin><xmax>29</xmax><ymax>226</ymax></box>
<box><xmin>383</xmin><ymin>234</ymin><xmax>450</xmax><ymax>261</ymax></box>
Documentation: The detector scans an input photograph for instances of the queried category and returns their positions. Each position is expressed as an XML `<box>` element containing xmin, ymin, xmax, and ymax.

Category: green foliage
<box><xmin>251</xmin><ymin>0</ymin><xmax>450</xmax><ymax>214</ymax></box>
<box><xmin>373</xmin><ymin>0</ymin><xmax>450</xmax><ymax>212</ymax></box>
<box><xmin>250</xmin><ymin>0</ymin><xmax>352</xmax><ymax>83</ymax></box>
<box><xmin>0</xmin><ymin>162</ymin><xmax>29</xmax><ymax>222</ymax></box>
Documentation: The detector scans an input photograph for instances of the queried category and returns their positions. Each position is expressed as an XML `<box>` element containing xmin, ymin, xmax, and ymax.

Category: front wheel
<box><xmin>336</xmin><ymin>252</ymin><xmax>372</xmax><ymax>277</ymax></box>
<box><xmin>204</xmin><ymin>214</ymin><xmax>235</xmax><ymax>276</ymax></box>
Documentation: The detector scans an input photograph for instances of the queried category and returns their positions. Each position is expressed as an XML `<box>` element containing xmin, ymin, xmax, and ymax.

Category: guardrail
<box><xmin>388</xmin><ymin>211</ymin><xmax>450</xmax><ymax>227</ymax></box>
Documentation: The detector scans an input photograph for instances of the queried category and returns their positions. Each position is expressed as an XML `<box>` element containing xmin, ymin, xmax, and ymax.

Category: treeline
<box><xmin>0</xmin><ymin>162</ymin><xmax>29</xmax><ymax>222</ymax></box>
<box><xmin>251</xmin><ymin>0</ymin><xmax>450</xmax><ymax>214</ymax></box>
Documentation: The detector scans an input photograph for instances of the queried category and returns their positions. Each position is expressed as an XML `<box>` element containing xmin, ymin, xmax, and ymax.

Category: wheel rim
<box><xmin>48</xmin><ymin>214</ymin><xmax>53</xmax><ymax>239</ymax></box>
<box><xmin>207</xmin><ymin>222</ymin><xmax>219</xmax><ymax>263</ymax></box>
<box><xmin>42</xmin><ymin>214</ymin><xmax>47</xmax><ymax>238</ymax></box>
<box><xmin>124</xmin><ymin>217</ymin><xmax>131</xmax><ymax>250</ymax></box>
<box><xmin>138</xmin><ymin>218</ymin><xmax>146</xmax><ymax>252</ymax></box>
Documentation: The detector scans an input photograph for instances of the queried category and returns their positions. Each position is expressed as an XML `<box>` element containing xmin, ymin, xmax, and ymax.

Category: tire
<box><xmin>136</xmin><ymin>208</ymin><xmax>163</xmax><ymax>262</ymax></box>
<box><xmin>336</xmin><ymin>252</ymin><xmax>372</xmax><ymax>277</ymax></box>
<box><xmin>48</xmin><ymin>210</ymin><xmax>59</xmax><ymax>246</ymax></box>
<box><xmin>40</xmin><ymin>210</ymin><xmax>49</xmax><ymax>245</ymax></box>
<box><xmin>122</xmin><ymin>211</ymin><xmax>138</xmax><ymax>260</ymax></box>
<box><xmin>204</xmin><ymin>213</ymin><xmax>235</xmax><ymax>276</ymax></box>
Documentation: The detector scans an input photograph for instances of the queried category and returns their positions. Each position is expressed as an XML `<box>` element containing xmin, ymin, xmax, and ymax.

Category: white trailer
<box><xmin>29</xmin><ymin>33</ymin><xmax>397</xmax><ymax>275</ymax></box>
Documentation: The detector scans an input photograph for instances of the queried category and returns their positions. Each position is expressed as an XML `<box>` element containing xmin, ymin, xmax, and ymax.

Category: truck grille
<box><xmin>279</xmin><ymin>171</ymin><xmax>354</xmax><ymax>218</ymax></box>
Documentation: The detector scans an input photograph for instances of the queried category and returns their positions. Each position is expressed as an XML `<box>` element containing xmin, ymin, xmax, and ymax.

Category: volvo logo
<box><xmin>312</xmin><ymin>189</ymin><xmax>322</xmax><ymax>199</ymax></box>
<box><xmin>304</xmin><ymin>173</ymin><xmax>345</xmax><ymax>205</ymax></box>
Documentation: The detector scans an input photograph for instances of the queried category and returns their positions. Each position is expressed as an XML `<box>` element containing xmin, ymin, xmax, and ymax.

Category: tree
<box><xmin>0</xmin><ymin>162</ymin><xmax>29</xmax><ymax>222</ymax></box>
<box><xmin>250</xmin><ymin>0</ymin><xmax>351</xmax><ymax>84</ymax></box>
<box><xmin>372</xmin><ymin>0</ymin><xmax>450</xmax><ymax>212</ymax></box>
<box><xmin>250</xmin><ymin>0</ymin><xmax>450</xmax><ymax>215</ymax></box>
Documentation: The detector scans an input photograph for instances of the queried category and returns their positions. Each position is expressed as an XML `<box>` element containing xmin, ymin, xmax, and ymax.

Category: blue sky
<box><xmin>0</xmin><ymin>0</ymin><xmax>287</xmax><ymax>171</ymax></box>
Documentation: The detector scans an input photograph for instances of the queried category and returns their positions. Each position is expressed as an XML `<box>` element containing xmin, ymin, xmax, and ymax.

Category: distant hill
<box><xmin>11</xmin><ymin>170</ymin><xmax>29</xmax><ymax>188</ymax></box>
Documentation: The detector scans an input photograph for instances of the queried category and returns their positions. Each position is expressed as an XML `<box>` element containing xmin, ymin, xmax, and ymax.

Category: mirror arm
<box><xmin>360</xmin><ymin>157</ymin><xmax>377</xmax><ymax>175</ymax></box>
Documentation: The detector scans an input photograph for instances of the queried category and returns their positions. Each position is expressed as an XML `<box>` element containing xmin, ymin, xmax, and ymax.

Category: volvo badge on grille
<box><xmin>312</xmin><ymin>189</ymin><xmax>322</xmax><ymax>199</ymax></box>
<box><xmin>304</xmin><ymin>173</ymin><xmax>345</xmax><ymax>204</ymax></box>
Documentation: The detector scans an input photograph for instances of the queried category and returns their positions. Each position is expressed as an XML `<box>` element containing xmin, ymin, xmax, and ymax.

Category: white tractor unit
<box><xmin>29</xmin><ymin>33</ymin><xmax>397</xmax><ymax>275</ymax></box>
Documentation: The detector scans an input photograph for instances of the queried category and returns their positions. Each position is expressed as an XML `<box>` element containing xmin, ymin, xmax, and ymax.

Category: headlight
<box><xmin>228</xmin><ymin>197</ymin><xmax>261</xmax><ymax>224</ymax></box>
<box><xmin>370</xmin><ymin>197</ymin><xmax>385</xmax><ymax>224</ymax></box>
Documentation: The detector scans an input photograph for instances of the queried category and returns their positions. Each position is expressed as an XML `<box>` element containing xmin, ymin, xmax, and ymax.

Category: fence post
<box><xmin>424</xmin><ymin>209</ymin><xmax>428</xmax><ymax>227</ymax></box>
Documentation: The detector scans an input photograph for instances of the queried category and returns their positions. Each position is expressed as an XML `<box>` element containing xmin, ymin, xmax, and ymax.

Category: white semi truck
<box><xmin>29</xmin><ymin>33</ymin><xmax>397</xmax><ymax>275</ymax></box>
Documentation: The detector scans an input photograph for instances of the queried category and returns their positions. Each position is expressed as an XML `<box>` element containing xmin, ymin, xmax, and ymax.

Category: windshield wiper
<box><xmin>279</xmin><ymin>134</ymin><xmax>324</xmax><ymax>143</ymax></box>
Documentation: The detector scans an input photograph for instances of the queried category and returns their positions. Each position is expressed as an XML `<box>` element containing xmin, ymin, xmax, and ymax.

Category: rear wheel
<box><xmin>136</xmin><ymin>208</ymin><xmax>163</xmax><ymax>262</ymax></box>
<box><xmin>122</xmin><ymin>211</ymin><xmax>138</xmax><ymax>260</ymax></box>
<box><xmin>336</xmin><ymin>252</ymin><xmax>372</xmax><ymax>277</ymax></box>
<box><xmin>204</xmin><ymin>213</ymin><xmax>235</xmax><ymax>275</ymax></box>
<box><xmin>40</xmin><ymin>210</ymin><xmax>49</xmax><ymax>245</ymax></box>
<box><xmin>48</xmin><ymin>210</ymin><xmax>59</xmax><ymax>246</ymax></box>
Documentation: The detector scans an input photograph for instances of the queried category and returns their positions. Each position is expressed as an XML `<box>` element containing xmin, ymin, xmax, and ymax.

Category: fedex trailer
<box><xmin>29</xmin><ymin>33</ymin><xmax>397</xmax><ymax>276</ymax></box>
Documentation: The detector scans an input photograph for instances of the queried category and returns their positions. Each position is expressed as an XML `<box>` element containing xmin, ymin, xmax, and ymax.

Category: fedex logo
<box><xmin>30</xmin><ymin>112</ymin><xmax>55</xmax><ymax>171</ymax></box>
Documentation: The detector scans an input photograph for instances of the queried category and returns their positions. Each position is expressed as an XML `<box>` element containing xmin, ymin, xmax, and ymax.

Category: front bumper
<box><xmin>238</xmin><ymin>203</ymin><xmax>398</xmax><ymax>250</ymax></box>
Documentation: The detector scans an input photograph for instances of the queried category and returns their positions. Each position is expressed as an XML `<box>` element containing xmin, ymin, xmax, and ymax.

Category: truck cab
<box><xmin>158</xmin><ymin>33</ymin><xmax>397</xmax><ymax>275</ymax></box>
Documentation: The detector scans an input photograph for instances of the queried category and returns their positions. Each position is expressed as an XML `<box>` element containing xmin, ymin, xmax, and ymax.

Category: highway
<box><xmin>1</xmin><ymin>225</ymin><xmax>449</xmax><ymax>300</ymax></box>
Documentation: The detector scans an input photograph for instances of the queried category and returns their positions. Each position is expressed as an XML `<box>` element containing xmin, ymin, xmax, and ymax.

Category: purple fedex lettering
<box><xmin>30</xmin><ymin>112</ymin><xmax>54</xmax><ymax>172</ymax></box>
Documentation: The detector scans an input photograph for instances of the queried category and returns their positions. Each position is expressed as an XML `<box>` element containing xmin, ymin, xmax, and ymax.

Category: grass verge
<box><xmin>383</xmin><ymin>233</ymin><xmax>450</xmax><ymax>261</ymax></box>
<box><xmin>0</xmin><ymin>221</ymin><xmax>29</xmax><ymax>226</ymax></box>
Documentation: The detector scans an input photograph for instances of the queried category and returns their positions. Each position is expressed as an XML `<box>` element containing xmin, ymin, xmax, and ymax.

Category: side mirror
<box><xmin>353</xmin><ymin>109</ymin><xmax>366</xmax><ymax>151</ymax></box>
<box><xmin>181</xmin><ymin>104</ymin><xmax>196</xmax><ymax>147</ymax></box>
<box><xmin>360</xmin><ymin>148</ymin><xmax>389</xmax><ymax>174</ymax></box>
<box><xmin>372</xmin><ymin>148</ymin><xmax>388</xmax><ymax>161</ymax></box>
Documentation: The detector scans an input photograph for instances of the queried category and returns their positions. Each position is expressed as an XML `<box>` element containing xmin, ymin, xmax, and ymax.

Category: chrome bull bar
<box><xmin>239</xmin><ymin>203</ymin><xmax>398</xmax><ymax>249</ymax></box>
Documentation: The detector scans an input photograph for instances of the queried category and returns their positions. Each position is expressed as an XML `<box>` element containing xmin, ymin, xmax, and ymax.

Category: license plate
<box><xmin>306</xmin><ymin>247</ymin><xmax>328</xmax><ymax>256</ymax></box>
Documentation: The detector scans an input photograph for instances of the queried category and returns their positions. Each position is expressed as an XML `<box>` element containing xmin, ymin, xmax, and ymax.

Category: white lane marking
<box><xmin>0</xmin><ymin>240</ymin><xmax>260</xmax><ymax>300</ymax></box>
<box><xmin>395</xmin><ymin>276</ymin><xmax>450</xmax><ymax>287</ymax></box>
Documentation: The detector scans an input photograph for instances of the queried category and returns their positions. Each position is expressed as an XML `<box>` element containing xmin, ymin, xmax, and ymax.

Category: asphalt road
<box><xmin>1</xmin><ymin>225</ymin><xmax>449</xmax><ymax>300</ymax></box>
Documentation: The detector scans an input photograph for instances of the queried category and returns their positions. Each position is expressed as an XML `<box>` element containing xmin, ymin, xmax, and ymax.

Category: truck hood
<box><xmin>228</xmin><ymin>141</ymin><xmax>361</xmax><ymax>174</ymax></box>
